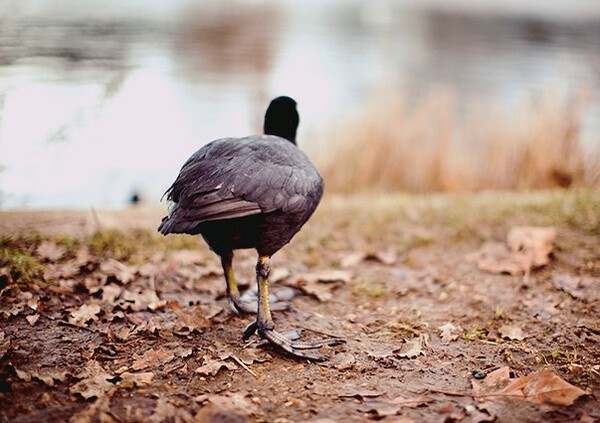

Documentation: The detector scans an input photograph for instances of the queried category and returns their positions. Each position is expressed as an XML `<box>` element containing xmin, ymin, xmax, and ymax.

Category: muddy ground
<box><xmin>1</xmin><ymin>191</ymin><xmax>598</xmax><ymax>422</ymax></box>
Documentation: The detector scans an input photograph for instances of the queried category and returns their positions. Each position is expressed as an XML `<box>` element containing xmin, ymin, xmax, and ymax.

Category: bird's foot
<box><xmin>242</xmin><ymin>321</ymin><xmax>345</xmax><ymax>361</ymax></box>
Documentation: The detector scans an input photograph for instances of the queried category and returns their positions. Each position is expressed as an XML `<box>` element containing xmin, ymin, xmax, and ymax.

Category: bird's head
<box><xmin>263</xmin><ymin>96</ymin><xmax>299</xmax><ymax>144</ymax></box>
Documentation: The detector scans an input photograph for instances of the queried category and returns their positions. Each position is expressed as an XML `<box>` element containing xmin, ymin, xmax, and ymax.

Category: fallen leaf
<box><xmin>101</xmin><ymin>284</ymin><xmax>122</xmax><ymax>304</ymax></box>
<box><xmin>70</xmin><ymin>390</ymin><xmax>115</xmax><ymax>423</ymax></box>
<box><xmin>364</xmin><ymin>249</ymin><xmax>397</xmax><ymax>265</ymax></box>
<box><xmin>359</xmin><ymin>395</ymin><xmax>433</xmax><ymax>417</ymax></box>
<box><xmin>26</xmin><ymin>314</ymin><xmax>39</xmax><ymax>326</ymax></box>
<box><xmin>499</xmin><ymin>324</ymin><xmax>525</xmax><ymax>340</ymax></box>
<box><xmin>15</xmin><ymin>367</ymin><xmax>32</xmax><ymax>382</ymax></box>
<box><xmin>302</xmin><ymin>269</ymin><xmax>353</xmax><ymax>284</ymax></box>
<box><xmin>100</xmin><ymin>259</ymin><xmax>135</xmax><ymax>284</ymax></box>
<box><xmin>329</xmin><ymin>352</ymin><xmax>356</xmax><ymax>370</ymax></box>
<box><xmin>205</xmin><ymin>392</ymin><xmax>258</xmax><ymax>416</ymax></box>
<box><xmin>467</xmin><ymin>226</ymin><xmax>556</xmax><ymax>276</ymax></box>
<box><xmin>132</xmin><ymin>347</ymin><xmax>176</xmax><ymax>371</ymax></box>
<box><xmin>0</xmin><ymin>331</ymin><xmax>11</xmax><ymax>359</ymax></box>
<box><xmin>30</xmin><ymin>367</ymin><xmax>69</xmax><ymax>387</ymax></box>
<box><xmin>438</xmin><ymin>322</ymin><xmax>460</xmax><ymax>344</ymax></box>
<box><xmin>120</xmin><ymin>288</ymin><xmax>166</xmax><ymax>311</ymax></box>
<box><xmin>366</xmin><ymin>342</ymin><xmax>397</xmax><ymax>359</ymax></box>
<box><xmin>37</xmin><ymin>241</ymin><xmax>65</xmax><ymax>262</ymax></box>
<box><xmin>149</xmin><ymin>397</ymin><xmax>193</xmax><ymax>423</ymax></box>
<box><xmin>507</xmin><ymin>226</ymin><xmax>556</xmax><ymax>267</ymax></box>
<box><xmin>173</xmin><ymin>306</ymin><xmax>213</xmax><ymax>333</ymax></box>
<box><xmin>473</xmin><ymin>367</ymin><xmax>587</xmax><ymax>406</ymax></box>
<box><xmin>195</xmin><ymin>357</ymin><xmax>238</xmax><ymax>376</ymax></box>
<box><xmin>69</xmin><ymin>303</ymin><xmax>101</xmax><ymax>326</ymax></box>
<box><xmin>337</xmin><ymin>387</ymin><xmax>385</xmax><ymax>399</ymax></box>
<box><xmin>43</xmin><ymin>261</ymin><xmax>80</xmax><ymax>281</ymax></box>
<box><xmin>195</xmin><ymin>404</ymin><xmax>250</xmax><ymax>423</ymax></box>
<box><xmin>472</xmin><ymin>366</ymin><xmax>512</xmax><ymax>394</ymax></box>
<box><xmin>118</xmin><ymin>371</ymin><xmax>154</xmax><ymax>388</ymax></box>
<box><xmin>501</xmin><ymin>369</ymin><xmax>586</xmax><ymax>406</ymax></box>
<box><xmin>553</xmin><ymin>274</ymin><xmax>600</xmax><ymax>302</ymax></box>
<box><xmin>396</xmin><ymin>337</ymin><xmax>425</xmax><ymax>359</ymax></box>
<box><xmin>70</xmin><ymin>360</ymin><xmax>114</xmax><ymax>400</ymax></box>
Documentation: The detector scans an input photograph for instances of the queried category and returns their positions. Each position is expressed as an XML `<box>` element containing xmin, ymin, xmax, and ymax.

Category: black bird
<box><xmin>158</xmin><ymin>96</ymin><xmax>343</xmax><ymax>359</ymax></box>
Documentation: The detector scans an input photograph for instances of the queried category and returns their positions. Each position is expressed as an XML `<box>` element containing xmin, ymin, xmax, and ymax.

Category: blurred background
<box><xmin>0</xmin><ymin>0</ymin><xmax>599</xmax><ymax>209</ymax></box>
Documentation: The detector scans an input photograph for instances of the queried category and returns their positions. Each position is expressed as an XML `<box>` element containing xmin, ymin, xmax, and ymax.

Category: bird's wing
<box><xmin>158</xmin><ymin>136</ymin><xmax>323</xmax><ymax>234</ymax></box>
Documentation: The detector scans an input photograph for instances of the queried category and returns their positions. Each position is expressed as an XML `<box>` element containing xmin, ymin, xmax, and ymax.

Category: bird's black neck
<box><xmin>263</xmin><ymin>97</ymin><xmax>299</xmax><ymax>144</ymax></box>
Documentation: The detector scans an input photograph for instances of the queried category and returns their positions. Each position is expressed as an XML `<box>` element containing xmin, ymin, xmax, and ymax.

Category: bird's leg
<box><xmin>221</xmin><ymin>251</ymin><xmax>255</xmax><ymax>314</ymax></box>
<box><xmin>244</xmin><ymin>255</ymin><xmax>345</xmax><ymax>361</ymax></box>
<box><xmin>222</xmin><ymin>251</ymin><xmax>289</xmax><ymax>314</ymax></box>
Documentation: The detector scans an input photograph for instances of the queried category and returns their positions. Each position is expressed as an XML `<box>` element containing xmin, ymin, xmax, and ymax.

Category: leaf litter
<box><xmin>1</xmin><ymin>199</ymin><xmax>597</xmax><ymax>422</ymax></box>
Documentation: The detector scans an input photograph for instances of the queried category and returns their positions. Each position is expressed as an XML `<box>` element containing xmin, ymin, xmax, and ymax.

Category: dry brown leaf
<box><xmin>100</xmin><ymin>259</ymin><xmax>135</xmax><ymax>284</ymax></box>
<box><xmin>70</xmin><ymin>389</ymin><xmax>115</xmax><ymax>423</ymax></box>
<box><xmin>132</xmin><ymin>347</ymin><xmax>176</xmax><ymax>371</ymax></box>
<box><xmin>195</xmin><ymin>356</ymin><xmax>238</xmax><ymax>376</ymax></box>
<box><xmin>26</xmin><ymin>314</ymin><xmax>39</xmax><ymax>326</ymax></box>
<box><xmin>467</xmin><ymin>226</ymin><xmax>556</xmax><ymax>276</ymax></box>
<box><xmin>366</xmin><ymin>342</ymin><xmax>397</xmax><ymax>359</ymax></box>
<box><xmin>43</xmin><ymin>261</ymin><xmax>80</xmax><ymax>281</ymax></box>
<box><xmin>120</xmin><ymin>288</ymin><xmax>166</xmax><ymax>311</ymax></box>
<box><xmin>101</xmin><ymin>284</ymin><xmax>122</xmax><ymax>304</ymax></box>
<box><xmin>438</xmin><ymin>322</ymin><xmax>460</xmax><ymax>344</ymax></box>
<box><xmin>118</xmin><ymin>371</ymin><xmax>154</xmax><ymax>388</ymax></box>
<box><xmin>69</xmin><ymin>303</ymin><xmax>101</xmax><ymax>326</ymax></box>
<box><xmin>337</xmin><ymin>387</ymin><xmax>386</xmax><ymax>399</ymax></box>
<box><xmin>195</xmin><ymin>404</ymin><xmax>250</xmax><ymax>423</ymax></box>
<box><xmin>329</xmin><ymin>352</ymin><xmax>356</xmax><ymax>370</ymax></box>
<box><xmin>15</xmin><ymin>367</ymin><xmax>32</xmax><ymax>382</ymax></box>
<box><xmin>396</xmin><ymin>338</ymin><xmax>425</xmax><ymax>359</ymax></box>
<box><xmin>205</xmin><ymin>392</ymin><xmax>258</xmax><ymax>416</ymax></box>
<box><xmin>473</xmin><ymin>367</ymin><xmax>587</xmax><ymax>406</ymax></box>
<box><xmin>173</xmin><ymin>306</ymin><xmax>213</xmax><ymax>333</ymax></box>
<box><xmin>70</xmin><ymin>360</ymin><xmax>114</xmax><ymax>400</ymax></box>
<box><xmin>359</xmin><ymin>395</ymin><xmax>433</xmax><ymax>417</ymax></box>
<box><xmin>553</xmin><ymin>274</ymin><xmax>600</xmax><ymax>302</ymax></box>
<box><xmin>500</xmin><ymin>369</ymin><xmax>587</xmax><ymax>406</ymax></box>
<box><xmin>149</xmin><ymin>397</ymin><xmax>193</xmax><ymax>423</ymax></box>
<box><xmin>302</xmin><ymin>269</ymin><xmax>353</xmax><ymax>284</ymax></box>
<box><xmin>30</xmin><ymin>367</ymin><xmax>68</xmax><ymax>387</ymax></box>
<box><xmin>0</xmin><ymin>331</ymin><xmax>10</xmax><ymax>359</ymax></box>
<box><xmin>37</xmin><ymin>241</ymin><xmax>66</xmax><ymax>262</ymax></box>
<box><xmin>499</xmin><ymin>324</ymin><xmax>525</xmax><ymax>340</ymax></box>
<box><xmin>507</xmin><ymin>226</ymin><xmax>556</xmax><ymax>267</ymax></box>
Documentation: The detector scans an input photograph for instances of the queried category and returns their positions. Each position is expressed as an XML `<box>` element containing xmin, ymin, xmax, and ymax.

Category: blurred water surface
<box><xmin>0</xmin><ymin>0</ymin><xmax>599</xmax><ymax>208</ymax></box>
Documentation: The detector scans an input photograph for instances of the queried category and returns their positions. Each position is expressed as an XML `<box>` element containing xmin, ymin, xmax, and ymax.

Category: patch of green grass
<box><xmin>541</xmin><ymin>347</ymin><xmax>581</xmax><ymax>366</ymax></box>
<box><xmin>464</xmin><ymin>325</ymin><xmax>490</xmax><ymax>341</ymax></box>
<box><xmin>351</xmin><ymin>276</ymin><xmax>386</xmax><ymax>298</ymax></box>
<box><xmin>0</xmin><ymin>245</ymin><xmax>43</xmax><ymax>284</ymax></box>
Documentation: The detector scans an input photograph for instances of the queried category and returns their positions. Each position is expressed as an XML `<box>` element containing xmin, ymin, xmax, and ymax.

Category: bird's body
<box><xmin>158</xmin><ymin>135</ymin><xmax>323</xmax><ymax>257</ymax></box>
<box><xmin>159</xmin><ymin>97</ymin><xmax>342</xmax><ymax>360</ymax></box>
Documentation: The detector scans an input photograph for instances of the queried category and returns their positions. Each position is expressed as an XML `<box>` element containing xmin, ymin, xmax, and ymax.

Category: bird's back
<box><xmin>158</xmin><ymin>135</ymin><xmax>323</xmax><ymax>254</ymax></box>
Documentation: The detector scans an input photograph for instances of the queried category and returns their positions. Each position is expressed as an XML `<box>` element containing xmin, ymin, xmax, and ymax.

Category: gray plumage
<box><xmin>158</xmin><ymin>135</ymin><xmax>323</xmax><ymax>256</ymax></box>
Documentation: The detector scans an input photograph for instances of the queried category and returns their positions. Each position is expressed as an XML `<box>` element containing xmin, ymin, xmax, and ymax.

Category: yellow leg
<box><xmin>243</xmin><ymin>255</ymin><xmax>344</xmax><ymax>361</ymax></box>
<box><xmin>256</xmin><ymin>255</ymin><xmax>274</xmax><ymax>330</ymax></box>
<box><xmin>221</xmin><ymin>251</ymin><xmax>255</xmax><ymax>314</ymax></box>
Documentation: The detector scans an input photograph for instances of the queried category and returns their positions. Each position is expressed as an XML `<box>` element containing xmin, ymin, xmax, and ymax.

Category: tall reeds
<box><xmin>316</xmin><ymin>85</ymin><xmax>599</xmax><ymax>193</ymax></box>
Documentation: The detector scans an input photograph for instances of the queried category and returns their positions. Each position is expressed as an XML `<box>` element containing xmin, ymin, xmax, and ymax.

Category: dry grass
<box><xmin>316</xmin><ymin>85</ymin><xmax>600</xmax><ymax>193</ymax></box>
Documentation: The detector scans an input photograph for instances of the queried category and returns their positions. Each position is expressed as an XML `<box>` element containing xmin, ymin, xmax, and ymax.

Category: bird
<box><xmin>158</xmin><ymin>96</ymin><xmax>343</xmax><ymax>360</ymax></box>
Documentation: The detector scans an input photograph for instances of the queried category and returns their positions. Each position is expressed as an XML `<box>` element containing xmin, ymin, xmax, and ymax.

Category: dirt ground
<box><xmin>1</xmin><ymin>191</ymin><xmax>598</xmax><ymax>422</ymax></box>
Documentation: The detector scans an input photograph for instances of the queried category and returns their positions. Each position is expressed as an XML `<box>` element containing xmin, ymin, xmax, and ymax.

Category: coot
<box><xmin>159</xmin><ymin>96</ymin><xmax>343</xmax><ymax>359</ymax></box>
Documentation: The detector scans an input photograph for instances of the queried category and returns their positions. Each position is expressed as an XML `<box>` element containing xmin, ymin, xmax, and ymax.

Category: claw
<box><xmin>262</xmin><ymin>328</ymin><xmax>344</xmax><ymax>361</ymax></box>
<box><xmin>243</xmin><ymin>319</ymin><xmax>345</xmax><ymax>360</ymax></box>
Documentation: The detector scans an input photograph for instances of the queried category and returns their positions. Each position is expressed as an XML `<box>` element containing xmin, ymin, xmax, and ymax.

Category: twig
<box><xmin>230</xmin><ymin>355</ymin><xmax>257</xmax><ymax>379</ymax></box>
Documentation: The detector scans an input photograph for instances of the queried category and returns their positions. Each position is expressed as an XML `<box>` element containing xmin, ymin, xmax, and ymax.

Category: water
<box><xmin>1</xmin><ymin>0</ymin><xmax>599</xmax><ymax>209</ymax></box>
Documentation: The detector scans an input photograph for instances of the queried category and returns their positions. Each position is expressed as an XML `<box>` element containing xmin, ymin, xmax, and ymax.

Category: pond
<box><xmin>1</xmin><ymin>0</ymin><xmax>599</xmax><ymax>208</ymax></box>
